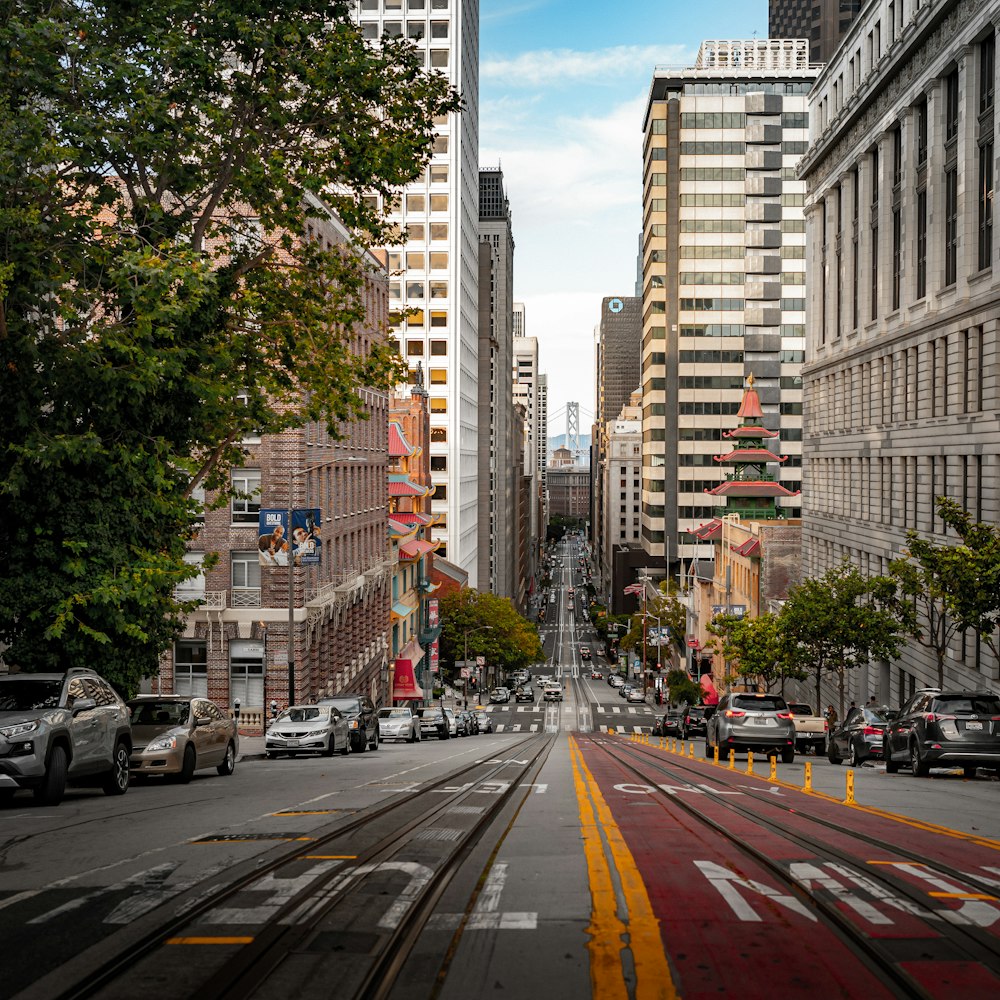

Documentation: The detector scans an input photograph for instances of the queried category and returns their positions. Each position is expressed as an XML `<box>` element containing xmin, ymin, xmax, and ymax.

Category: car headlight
<box><xmin>146</xmin><ymin>735</ymin><xmax>179</xmax><ymax>752</ymax></box>
<box><xmin>0</xmin><ymin>721</ymin><xmax>39</xmax><ymax>739</ymax></box>
<box><xmin>347</xmin><ymin>719</ymin><xmax>359</xmax><ymax>729</ymax></box>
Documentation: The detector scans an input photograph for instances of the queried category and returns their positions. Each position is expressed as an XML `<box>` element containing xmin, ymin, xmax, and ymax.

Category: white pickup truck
<box><xmin>787</xmin><ymin>702</ymin><xmax>828</xmax><ymax>754</ymax></box>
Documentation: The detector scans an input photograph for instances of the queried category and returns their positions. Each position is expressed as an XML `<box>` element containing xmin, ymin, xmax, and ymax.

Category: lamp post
<box><xmin>463</xmin><ymin>625</ymin><xmax>494</xmax><ymax>709</ymax></box>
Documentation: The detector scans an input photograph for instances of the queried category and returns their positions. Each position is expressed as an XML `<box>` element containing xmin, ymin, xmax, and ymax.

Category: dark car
<box><xmin>680</xmin><ymin>705</ymin><xmax>709</xmax><ymax>740</ymax></box>
<box><xmin>456</xmin><ymin>710</ymin><xmax>477</xmax><ymax>736</ymax></box>
<box><xmin>828</xmin><ymin>706</ymin><xmax>890</xmax><ymax>766</ymax></box>
<box><xmin>885</xmin><ymin>690</ymin><xmax>1000</xmax><ymax>777</ymax></box>
<box><xmin>515</xmin><ymin>685</ymin><xmax>535</xmax><ymax>703</ymax></box>
<box><xmin>580</xmin><ymin>646</ymin><xmax>591</xmax><ymax>660</ymax></box>
<box><xmin>414</xmin><ymin>706</ymin><xmax>449</xmax><ymax>740</ymax></box>
<box><xmin>653</xmin><ymin>709</ymin><xmax>685</xmax><ymax>738</ymax></box>
<box><xmin>318</xmin><ymin>695</ymin><xmax>379</xmax><ymax>752</ymax></box>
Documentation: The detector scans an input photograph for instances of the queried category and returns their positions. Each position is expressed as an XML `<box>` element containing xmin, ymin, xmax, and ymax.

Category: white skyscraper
<box><xmin>355</xmin><ymin>0</ymin><xmax>480</xmax><ymax>584</ymax></box>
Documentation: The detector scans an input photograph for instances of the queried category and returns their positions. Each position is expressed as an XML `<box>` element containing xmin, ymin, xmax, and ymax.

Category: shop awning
<box><xmin>700</xmin><ymin>673</ymin><xmax>720</xmax><ymax>705</ymax></box>
<box><xmin>392</xmin><ymin>659</ymin><xmax>424</xmax><ymax>700</ymax></box>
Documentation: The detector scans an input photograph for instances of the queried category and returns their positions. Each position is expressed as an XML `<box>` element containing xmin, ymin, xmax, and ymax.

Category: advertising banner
<box><xmin>290</xmin><ymin>508</ymin><xmax>321</xmax><ymax>565</ymax></box>
<box><xmin>427</xmin><ymin>598</ymin><xmax>439</xmax><ymax>626</ymax></box>
<box><xmin>258</xmin><ymin>509</ymin><xmax>289</xmax><ymax>566</ymax></box>
<box><xmin>430</xmin><ymin>639</ymin><xmax>439</xmax><ymax>674</ymax></box>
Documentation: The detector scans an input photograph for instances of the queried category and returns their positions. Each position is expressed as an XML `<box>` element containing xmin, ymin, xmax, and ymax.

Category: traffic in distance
<box><xmin>1</xmin><ymin>533</ymin><xmax>998</xmax><ymax>999</ymax></box>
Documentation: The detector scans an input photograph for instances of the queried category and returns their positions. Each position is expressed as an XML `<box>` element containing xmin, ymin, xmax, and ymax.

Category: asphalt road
<box><xmin>1</xmin><ymin>534</ymin><xmax>998</xmax><ymax>998</ymax></box>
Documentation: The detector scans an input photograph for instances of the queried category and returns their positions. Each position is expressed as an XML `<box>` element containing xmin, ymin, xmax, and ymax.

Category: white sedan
<box><xmin>626</xmin><ymin>687</ymin><xmax>646</xmax><ymax>704</ymax></box>
<box><xmin>377</xmin><ymin>707</ymin><xmax>421</xmax><ymax>743</ymax></box>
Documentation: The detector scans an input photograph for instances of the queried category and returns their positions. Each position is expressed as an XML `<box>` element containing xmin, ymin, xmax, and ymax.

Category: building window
<box><xmin>429</xmin><ymin>164</ymin><xmax>448</xmax><ymax>183</ymax></box>
<box><xmin>429</xmin><ymin>280</ymin><xmax>447</xmax><ymax>298</ymax></box>
<box><xmin>429</xmin><ymin>368</ymin><xmax>447</xmax><ymax>384</ymax></box>
<box><xmin>174</xmin><ymin>640</ymin><xmax>208</xmax><ymax>697</ymax></box>
<box><xmin>231</xmin><ymin>552</ymin><xmax>261</xmax><ymax>606</ymax></box>
<box><xmin>430</xmin><ymin>397</ymin><xmax>447</xmax><ymax>413</ymax></box>
<box><xmin>429</xmin><ymin>339</ymin><xmax>447</xmax><ymax>355</ymax></box>
<box><xmin>231</xmin><ymin>469</ymin><xmax>260</xmax><ymax>524</ymax></box>
<box><xmin>980</xmin><ymin>33</ymin><xmax>996</xmax><ymax>113</ymax></box>
<box><xmin>945</xmin><ymin>167</ymin><xmax>959</xmax><ymax>286</ymax></box>
<box><xmin>945</xmin><ymin>68</ymin><xmax>960</xmax><ymax>142</ymax></box>
<box><xmin>916</xmin><ymin>189</ymin><xmax>927</xmax><ymax>299</ymax></box>
<box><xmin>978</xmin><ymin>139</ymin><xmax>994</xmax><ymax>271</ymax></box>
<box><xmin>916</xmin><ymin>99</ymin><xmax>928</xmax><ymax>166</ymax></box>
<box><xmin>429</xmin><ymin>252</ymin><xmax>448</xmax><ymax>270</ymax></box>
<box><xmin>229</xmin><ymin>640</ymin><xmax>264</xmax><ymax>707</ymax></box>
<box><xmin>431</xmin><ymin>427</ymin><xmax>447</xmax><ymax>442</ymax></box>
<box><xmin>430</xmin><ymin>456</ymin><xmax>447</xmax><ymax>472</ymax></box>
<box><xmin>851</xmin><ymin>167</ymin><xmax>859</xmax><ymax>330</ymax></box>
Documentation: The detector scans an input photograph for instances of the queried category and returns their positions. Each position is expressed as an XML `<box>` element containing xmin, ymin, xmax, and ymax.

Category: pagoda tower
<box><xmin>704</xmin><ymin>374</ymin><xmax>799</xmax><ymax>520</ymax></box>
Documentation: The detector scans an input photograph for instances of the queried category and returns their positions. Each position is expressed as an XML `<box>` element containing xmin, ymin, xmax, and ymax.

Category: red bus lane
<box><xmin>573</xmin><ymin>735</ymin><xmax>1000</xmax><ymax>999</ymax></box>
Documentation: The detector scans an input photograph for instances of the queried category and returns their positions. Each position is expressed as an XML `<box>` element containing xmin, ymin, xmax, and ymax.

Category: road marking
<box><xmin>570</xmin><ymin>737</ymin><xmax>677</xmax><ymax>1000</ymax></box>
<box><xmin>695</xmin><ymin>860</ymin><xmax>816</xmax><ymax>923</ymax></box>
<box><xmin>167</xmin><ymin>936</ymin><xmax>254</xmax><ymax>945</ymax></box>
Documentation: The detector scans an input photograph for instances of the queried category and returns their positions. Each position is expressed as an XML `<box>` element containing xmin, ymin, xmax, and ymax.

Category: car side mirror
<box><xmin>71</xmin><ymin>698</ymin><xmax>97</xmax><ymax>716</ymax></box>
<box><xmin>195</xmin><ymin>716</ymin><xmax>211</xmax><ymax>727</ymax></box>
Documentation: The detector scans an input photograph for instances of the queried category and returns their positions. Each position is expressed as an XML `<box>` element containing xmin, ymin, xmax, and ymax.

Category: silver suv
<box><xmin>705</xmin><ymin>692</ymin><xmax>795</xmax><ymax>763</ymax></box>
<box><xmin>0</xmin><ymin>668</ymin><xmax>132</xmax><ymax>805</ymax></box>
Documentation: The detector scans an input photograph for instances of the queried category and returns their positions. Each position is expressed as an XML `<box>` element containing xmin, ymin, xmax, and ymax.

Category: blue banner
<box><xmin>291</xmin><ymin>508</ymin><xmax>321</xmax><ymax>565</ymax></box>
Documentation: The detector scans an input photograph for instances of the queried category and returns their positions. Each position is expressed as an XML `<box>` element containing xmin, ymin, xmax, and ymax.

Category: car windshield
<box><xmin>322</xmin><ymin>698</ymin><xmax>360</xmax><ymax>714</ymax></box>
<box><xmin>733</xmin><ymin>695</ymin><xmax>787</xmax><ymax>711</ymax></box>
<box><xmin>863</xmin><ymin>708</ymin><xmax>890</xmax><ymax>723</ymax></box>
<box><xmin>787</xmin><ymin>703</ymin><xmax>813</xmax><ymax>715</ymax></box>
<box><xmin>933</xmin><ymin>695</ymin><xmax>1000</xmax><ymax>715</ymax></box>
<box><xmin>0</xmin><ymin>678</ymin><xmax>63</xmax><ymax>711</ymax></box>
<box><xmin>276</xmin><ymin>706</ymin><xmax>329</xmax><ymax>723</ymax></box>
<box><xmin>379</xmin><ymin>708</ymin><xmax>410</xmax><ymax>718</ymax></box>
<box><xmin>129</xmin><ymin>701</ymin><xmax>190</xmax><ymax>726</ymax></box>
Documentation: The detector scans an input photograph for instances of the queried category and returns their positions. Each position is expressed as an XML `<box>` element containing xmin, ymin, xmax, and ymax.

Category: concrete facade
<box><xmin>799</xmin><ymin>0</ymin><xmax>1000</xmax><ymax>698</ymax></box>
<box><xmin>769</xmin><ymin>0</ymin><xmax>863</xmax><ymax>64</ymax></box>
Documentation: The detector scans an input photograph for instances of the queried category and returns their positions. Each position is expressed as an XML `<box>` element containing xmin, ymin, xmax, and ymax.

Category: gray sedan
<box><xmin>378</xmin><ymin>707</ymin><xmax>421</xmax><ymax>743</ymax></box>
<box><xmin>265</xmin><ymin>705</ymin><xmax>350</xmax><ymax>758</ymax></box>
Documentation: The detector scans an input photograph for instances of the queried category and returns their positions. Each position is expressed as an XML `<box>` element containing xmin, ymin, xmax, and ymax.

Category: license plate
<box><xmin>965</xmin><ymin>721</ymin><xmax>983</xmax><ymax>731</ymax></box>
<box><xmin>751</xmin><ymin>718</ymin><xmax>775</xmax><ymax>727</ymax></box>
<box><xmin>286</xmin><ymin>738</ymin><xmax>300</xmax><ymax>746</ymax></box>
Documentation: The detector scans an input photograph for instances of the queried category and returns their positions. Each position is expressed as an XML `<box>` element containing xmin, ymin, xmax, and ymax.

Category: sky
<box><xmin>479</xmin><ymin>0</ymin><xmax>769</xmax><ymax>432</ymax></box>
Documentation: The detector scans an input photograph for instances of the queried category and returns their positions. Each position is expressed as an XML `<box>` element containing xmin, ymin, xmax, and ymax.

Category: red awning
<box><xmin>392</xmin><ymin>658</ymin><xmax>424</xmax><ymax>700</ymax></box>
<box><xmin>700</xmin><ymin>674</ymin><xmax>720</xmax><ymax>705</ymax></box>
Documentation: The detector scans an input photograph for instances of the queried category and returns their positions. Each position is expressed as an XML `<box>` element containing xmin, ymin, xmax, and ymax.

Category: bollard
<box><xmin>745</xmin><ymin>750</ymin><xmax>754</xmax><ymax>775</ymax></box>
<box><xmin>728</xmin><ymin>748</ymin><xmax>736</xmax><ymax>770</ymax></box>
<box><xmin>688</xmin><ymin>742</ymin><xmax>694</xmax><ymax>758</ymax></box>
<box><xmin>713</xmin><ymin>746</ymin><xmax>720</xmax><ymax>766</ymax></box>
<box><xmin>845</xmin><ymin>769</ymin><xmax>856</xmax><ymax>805</ymax></box>
<box><xmin>769</xmin><ymin>755</ymin><xmax>777</xmax><ymax>781</ymax></box>
<box><xmin>803</xmin><ymin>760</ymin><xmax>813</xmax><ymax>793</ymax></box>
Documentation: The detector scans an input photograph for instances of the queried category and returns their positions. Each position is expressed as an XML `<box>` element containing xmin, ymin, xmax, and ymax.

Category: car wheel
<box><xmin>34</xmin><ymin>745</ymin><xmax>68</xmax><ymax>806</ymax></box>
<box><xmin>216</xmin><ymin>741</ymin><xmax>236</xmax><ymax>776</ymax></box>
<box><xmin>885</xmin><ymin>754</ymin><xmax>899</xmax><ymax>774</ymax></box>
<box><xmin>178</xmin><ymin>744</ymin><xmax>197</xmax><ymax>784</ymax></box>
<box><xmin>828</xmin><ymin>743</ymin><xmax>843</xmax><ymax>765</ymax></box>
<box><xmin>848</xmin><ymin>741</ymin><xmax>862</xmax><ymax>768</ymax></box>
<box><xmin>265</xmin><ymin>750</ymin><xmax>278</xmax><ymax>760</ymax></box>
<box><xmin>324</xmin><ymin>736</ymin><xmax>336</xmax><ymax>758</ymax></box>
<box><xmin>0</xmin><ymin>788</ymin><xmax>16</xmax><ymax>803</ymax></box>
<box><xmin>781</xmin><ymin>747</ymin><xmax>795</xmax><ymax>764</ymax></box>
<box><xmin>340</xmin><ymin>734</ymin><xmax>351</xmax><ymax>755</ymax></box>
<box><xmin>355</xmin><ymin>734</ymin><xmax>367</xmax><ymax>753</ymax></box>
<box><xmin>910</xmin><ymin>741</ymin><xmax>929</xmax><ymax>777</ymax></box>
<box><xmin>703</xmin><ymin>739</ymin><xmax>714</xmax><ymax>760</ymax></box>
<box><xmin>963</xmin><ymin>765</ymin><xmax>977</xmax><ymax>779</ymax></box>
<box><xmin>102</xmin><ymin>740</ymin><xmax>131</xmax><ymax>796</ymax></box>
<box><xmin>369</xmin><ymin>731</ymin><xmax>379</xmax><ymax>751</ymax></box>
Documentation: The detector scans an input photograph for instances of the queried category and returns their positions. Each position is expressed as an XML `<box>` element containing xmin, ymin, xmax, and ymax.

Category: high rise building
<box><xmin>640</xmin><ymin>40</ymin><xmax>818</xmax><ymax>574</ymax></box>
<box><xmin>601</xmin><ymin>389</ymin><xmax>643</xmax><ymax>604</ymax></box>
<box><xmin>537</xmin><ymin>373</ymin><xmax>549</xmax><ymax>527</ymax></box>
<box><xmin>513</xmin><ymin>301</ymin><xmax>526</xmax><ymax>338</ymax></box>
<box><xmin>769</xmin><ymin>0</ymin><xmax>863</xmax><ymax>64</ymax></box>
<box><xmin>514</xmin><ymin>332</ymin><xmax>544</xmax><ymax>586</ymax></box>
<box><xmin>477</xmin><ymin>168</ymin><xmax>516</xmax><ymax>599</ymax></box>
<box><xmin>355</xmin><ymin>0</ymin><xmax>480</xmax><ymax>584</ymax></box>
<box><xmin>799</xmin><ymin>0</ymin><xmax>999</xmax><ymax>696</ymax></box>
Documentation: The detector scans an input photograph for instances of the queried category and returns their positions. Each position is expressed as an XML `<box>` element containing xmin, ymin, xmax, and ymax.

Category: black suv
<box><xmin>0</xmin><ymin>668</ymin><xmax>132</xmax><ymax>805</ymax></box>
<box><xmin>680</xmin><ymin>705</ymin><xmax>709</xmax><ymax>740</ymax></box>
<box><xmin>318</xmin><ymin>695</ymin><xmax>379</xmax><ymax>752</ymax></box>
<box><xmin>886</xmin><ymin>689</ymin><xmax>1000</xmax><ymax>777</ymax></box>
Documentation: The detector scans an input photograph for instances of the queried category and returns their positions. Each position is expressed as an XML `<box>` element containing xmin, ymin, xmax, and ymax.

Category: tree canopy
<box><xmin>708</xmin><ymin>612</ymin><xmax>805</xmax><ymax>695</ymax></box>
<box><xmin>0</xmin><ymin>1</ymin><xmax>460</xmax><ymax>690</ymax></box>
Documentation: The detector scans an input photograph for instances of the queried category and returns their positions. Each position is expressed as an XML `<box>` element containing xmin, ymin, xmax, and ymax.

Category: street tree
<box><xmin>0</xmin><ymin>2</ymin><xmax>460</xmax><ymax>691</ymax></box>
<box><xmin>780</xmin><ymin>561</ymin><xmax>906</xmax><ymax>717</ymax></box>
<box><xmin>708</xmin><ymin>613</ymin><xmax>805</xmax><ymax>695</ymax></box>
<box><xmin>439</xmin><ymin>589</ymin><xmax>544</xmax><ymax>681</ymax></box>
<box><xmin>890</xmin><ymin>498</ymin><xmax>1000</xmax><ymax>681</ymax></box>
<box><xmin>664</xmin><ymin>669</ymin><xmax>702</xmax><ymax>708</ymax></box>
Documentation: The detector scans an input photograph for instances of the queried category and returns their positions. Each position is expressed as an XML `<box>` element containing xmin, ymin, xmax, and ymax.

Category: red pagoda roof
<box><xmin>388</xmin><ymin>421</ymin><xmax>416</xmax><ymax>459</ymax></box>
<box><xmin>689</xmin><ymin>518</ymin><xmax>723</xmax><ymax>540</ymax></box>
<box><xmin>399</xmin><ymin>538</ymin><xmax>438</xmax><ymax>559</ymax></box>
<box><xmin>714</xmin><ymin>448</ymin><xmax>788</xmax><ymax>464</ymax></box>
<box><xmin>730</xmin><ymin>537</ymin><xmax>762</xmax><ymax>557</ymax></box>
<box><xmin>737</xmin><ymin>387</ymin><xmax>765</xmax><ymax>421</ymax></box>
<box><xmin>388</xmin><ymin>474</ymin><xmax>431</xmax><ymax>497</ymax></box>
<box><xmin>393</xmin><ymin>513</ymin><xmax>436</xmax><ymax>526</ymax></box>
<box><xmin>723</xmin><ymin>425</ymin><xmax>779</xmax><ymax>439</ymax></box>
<box><xmin>705</xmin><ymin>481</ymin><xmax>801</xmax><ymax>498</ymax></box>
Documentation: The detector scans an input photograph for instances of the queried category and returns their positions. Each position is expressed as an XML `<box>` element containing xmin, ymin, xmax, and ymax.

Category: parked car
<box><xmin>619</xmin><ymin>683</ymin><xmax>633</xmax><ymax>699</ymax></box>
<box><xmin>828</xmin><ymin>706</ymin><xmax>889</xmax><ymax>766</ymax></box>
<box><xmin>318</xmin><ymin>694</ymin><xmax>379</xmax><ymax>752</ymax></box>
<box><xmin>680</xmin><ymin>705</ymin><xmax>709</xmax><ymax>740</ymax></box>
<box><xmin>415</xmin><ymin>706</ymin><xmax>450</xmax><ymax>740</ymax></box>
<box><xmin>609</xmin><ymin>674</ymin><xmax>625</xmax><ymax>688</ymax></box>
<box><xmin>653</xmin><ymin>710</ymin><xmax>685</xmax><ymax>737</ymax></box>
<box><xmin>377</xmin><ymin>706</ymin><xmax>421</xmax><ymax>743</ymax></box>
<box><xmin>490</xmin><ymin>687</ymin><xmax>510</xmax><ymax>704</ymax></box>
<box><xmin>474</xmin><ymin>709</ymin><xmax>493</xmax><ymax>733</ymax></box>
<box><xmin>580</xmin><ymin>646</ymin><xmax>591</xmax><ymax>660</ymax></box>
<box><xmin>543</xmin><ymin>683</ymin><xmax>563</xmax><ymax>702</ymax></box>
<box><xmin>0</xmin><ymin>668</ymin><xmax>132</xmax><ymax>806</ymax></box>
<box><xmin>885</xmin><ymin>689</ymin><xmax>1000</xmax><ymax>777</ymax></box>
<box><xmin>443</xmin><ymin>707</ymin><xmax>459</xmax><ymax>737</ymax></box>
<box><xmin>626</xmin><ymin>687</ymin><xmax>646</xmax><ymax>704</ymax></box>
<box><xmin>704</xmin><ymin>692</ymin><xmax>795</xmax><ymax>763</ymax></box>
<box><xmin>786</xmin><ymin>702</ymin><xmax>828</xmax><ymax>755</ymax></box>
<box><xmin>265</xmin><ymin>704</ymin><xmax>351</xmax><ymax>758</ymax></box>
<box><xmin>515</xmin><ymin>685</ymin><xmax>535</xmax><ymax>703</ymax></box>
<box><xmin>128</xmin><ymin>696</ymin><xmax>238</xmax><ymax>781</ymax></box>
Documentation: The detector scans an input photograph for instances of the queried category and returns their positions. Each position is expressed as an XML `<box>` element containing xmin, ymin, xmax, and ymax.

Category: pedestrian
<box><xmin>849</xmin><ymin>700</ymin><xmax>857</xmax><ymax>712</ymax></box>
<box><xmin>825</xmin><ymin>704</ymin><xmax>838</xmax><ymax>729</ymax></box>
<box><xmin>867</xmin><ymin>696</ymin><xmax>877</xmax><ymax>708</ymax></box>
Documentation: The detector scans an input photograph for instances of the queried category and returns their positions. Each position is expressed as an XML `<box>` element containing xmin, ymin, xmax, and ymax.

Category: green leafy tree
<box><xmin>890</xmin><ymin>498</ymin><xmax>1000</xmax><ymax>682</ymax></box>
<box><xmin>0</xmin><ymin>2</ymin><xmax>460</xmax><ymax>691</ymax></box>
<box><xmin>438</xmin><ymin>589</ymin><xmax>544</xmax><ymax>682</ymax></box>
<box><xmin>708</xmin><ymin>612</ymin><xmax>805</xmax><ymax>695</ymax></box>
<box><xmin>664</xmin><ymin>669</ymin><xmax>702</xmax><ymax>708</ymax></box>
<box><xmin>780</xmin><ymin>561</ymin><xmax>906</xmax><ymax>717</ymax></box>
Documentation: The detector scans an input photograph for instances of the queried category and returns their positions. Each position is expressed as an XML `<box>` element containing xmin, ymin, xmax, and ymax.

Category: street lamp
<box><xmin>463</xmin><ymin>625</ymin><xmax>494</xmax><ymax>708</ymax></box>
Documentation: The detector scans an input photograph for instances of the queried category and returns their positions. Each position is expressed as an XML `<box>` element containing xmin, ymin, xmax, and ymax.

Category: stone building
<box><xmin>798</xmin><ymin>0</ymin><xmax>1000</xmax><ymax>698</ymax></box>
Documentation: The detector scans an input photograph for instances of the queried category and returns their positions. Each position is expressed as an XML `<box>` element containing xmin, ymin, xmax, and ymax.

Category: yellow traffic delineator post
<box><xmin>803</xmin><ymin>760</ymin><xmax>813</xmax><ymax>793</ymax></box>
<box><xmin>728</xmin><ymin>748</ymin><xmax>736</xmax><ymax>770</ymax></box>
<box><xmin>713</xmin><ymin>746</ymin><xmax>720</xmax><ymax>766</ymax></box>
<box><xmin>845</xmin><ymin>769</ymin><xmax>856</xmax><ymax>805</ymax></box>
<box><xmin>745</xmin><ymin>751</ymin><xmax>755</xmax><ymax>775</ymax></box>
<box><xmin>769</xmin><ymin>755</ymin><xmax>777</xmax><ymax>781</ymax></box>
<box><xmin>688</xmin><ymin>742</ymin><xmax>694</xmax><ymax>758</ymax></box>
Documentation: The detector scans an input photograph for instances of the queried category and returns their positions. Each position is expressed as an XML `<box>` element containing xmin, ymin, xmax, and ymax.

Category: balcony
<box><xmin>745</xmin><ymin>253</ymin><xmax>781</xmax><ymax>275</ymax></box>
<box><xmin>745</xmin><ymin>122</ymin><xmax>782</xmax><ymax>144</ymax></box>
<box><xmin>745</xmin><ymin>228</ymin><xmax>781</xmax><ymax>249</ymax></box>
<box><xmin>746</xmin><ymin>175</ymin><xmax>782</xmax><ymax>197</ymax></box>
<box><xmin>745</xmin><ymin>148</ymin><xmax>782</xmax><ymax>171</ymax></box>
<box><xmin>745</xmin><ymin>201</ymin><xmax>781</xmax><ymax>223</ymax></box>
<box><xmin>744</xmin><ymin>305</ymin><xmax>782</xmax><ymax>327</ymax></box>
<box><xmin>744</xmin><ymin>280</ymin><xmax>781</xmax><ymax>301</ymax></box>
<box><xmin>231</xmin><ymin>588</ymin><xmax>262</xmax><ymax>608</ymax></box>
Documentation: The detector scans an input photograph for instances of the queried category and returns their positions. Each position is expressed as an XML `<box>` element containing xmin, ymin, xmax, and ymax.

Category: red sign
<box><xmin>427</xmin><ymin>599</ymin><xmax>439</xmax><ymax>627</ymax></box>
<box><xmin>430</xmin><ymin>638</ymin><xmax>439</xmax><ymax>674</ymax></box>
<box><xmin>392</xmin><ymin>659</ymin><xmax>423</xmax><ymax>700</ymax></box>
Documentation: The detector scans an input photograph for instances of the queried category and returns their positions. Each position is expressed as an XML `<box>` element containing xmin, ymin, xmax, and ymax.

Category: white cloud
<box><xmin>482</xmin><ymin>44</ymin><xmax>693</xmax><ymax>87</ymax></box>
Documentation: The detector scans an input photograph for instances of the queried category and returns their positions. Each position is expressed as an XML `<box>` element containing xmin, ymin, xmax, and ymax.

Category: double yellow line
<box><xmin>569</xmin><ymin>736</ymin><xmax>678</xmax><ymax>999</ymax></box>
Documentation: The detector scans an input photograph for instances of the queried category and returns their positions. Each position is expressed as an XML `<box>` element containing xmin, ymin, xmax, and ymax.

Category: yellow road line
<box><xmin>929</xmin><ymin>892</ymin><xmax>998</xmax><ymax>900</ymax></box>
<box><xmin>570</xmin><ymin>736</ymin><xmax>678</xmax><ymax>1000</ymax></box>
<box><xmin>167</xmin><ymin>936</ymin><xmax>254</xmax><ymax>945</ymax></box>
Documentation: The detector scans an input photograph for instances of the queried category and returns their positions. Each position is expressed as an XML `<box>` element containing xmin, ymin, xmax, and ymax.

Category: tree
<box><xmin>890</xmin><ymin>498</ymin><xmax>1000</xmax><ymax>682</ymax></box>
<box><xmin>0</xmin><ymin>2</ymin><xmax>460</xmax><ymax>691</ymax></box>
<box><xmin>664</xmin><ymin>669</ymin><xmax>702</xmax><ymax>708</ymax></box>
<box><xmin>780</xmin><ymin>561</ymin><xmax>907</xmax><ymax>717</ymax></box>
<box><xmin>708</xmin><ymin>613</ymin><xmax>805</xmax><ymax>695</ymax></box>
<box><xmin>438</xmin><ymin>589</ymin><xmax>544</xmax><ymax>681</ymax></box>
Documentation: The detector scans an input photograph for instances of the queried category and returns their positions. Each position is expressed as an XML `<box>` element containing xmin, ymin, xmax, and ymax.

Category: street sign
<box><xmin>476</xmin><ymin>655</ymin><xmax>485</xmax><ymax>667</ymax></box>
